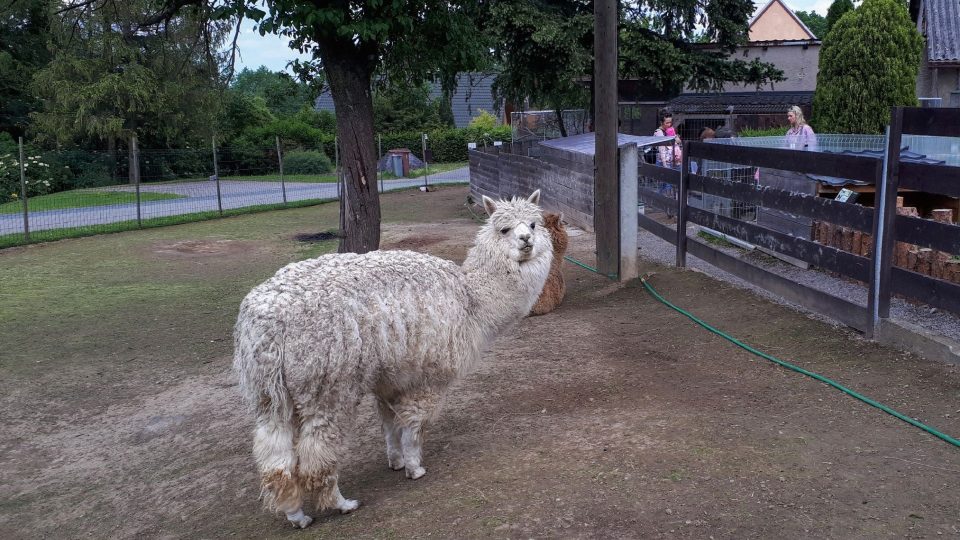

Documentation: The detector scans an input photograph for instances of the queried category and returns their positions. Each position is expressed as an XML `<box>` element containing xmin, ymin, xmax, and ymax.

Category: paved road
<box><xmin>0</xmin><ymin>168</ymin><xmax>469</xmax><ymax>235</ymax></box>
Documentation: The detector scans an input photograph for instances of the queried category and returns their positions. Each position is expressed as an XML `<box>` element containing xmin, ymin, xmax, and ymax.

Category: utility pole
<box><xmin>594</xmin><ymin>0</ymin><xmax>619</xmax><ymax>278</ymax></box>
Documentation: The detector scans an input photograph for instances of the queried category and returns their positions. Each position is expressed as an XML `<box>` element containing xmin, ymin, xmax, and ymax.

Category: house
<box><xmin>314</xmin><ymin>73</ymin><xmax>501</xmax><ymax>128</ymax></box>
<box><xmin>911</xmin><ymin>0</ymin><xmax>960</xmax><ymax>106</ymax></box>
<box><xmin>666</xmin><ymin>0</ymin><xmax>821</xmax><ymax>139</ymax></box>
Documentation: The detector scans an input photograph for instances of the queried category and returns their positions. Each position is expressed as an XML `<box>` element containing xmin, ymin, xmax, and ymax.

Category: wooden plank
<box><xmin>677</xmin><ymin>142</ymin><xmax>690</xmax><ymax>268</ymax></box>
<box><xmin>876</xmin><ymin>110</ymin><xmax>904</xmax><ymax>319</ymax></box>
<box><xmin>691</xmin><ymin>173</ymin><xmax>874</xmax><ymax>232</ymax></box>
<box><xmin>687</xmin><ymin>207</ymin><xmax>872</xmax><ymax>281</ymax></box>
<box><xmin>639</xmin><ymin>162</ymin><xmax>680</xmax><ymax>186</ymax></box>
<box><xmin>898</xmin><ymin>162</ymin><xmax>960</xmax><ymax>198</ymax></box>
<box><xmin>890</xmin><ymin>267</ymin><xmax>960</xmax><ymax>315</ymax></box>
<box><xmin>638</xmin><ymin>187</ymin><xmax>675</xmax><ymax>213</ymax></box>
<box><xmin>894</xmin><ymin>215</ymin><xmax>960</xmax><ymax>255</ymax></box>
<box><xmin>594</xmin><ymin>0</ymin><xmax>618</xmax><ymax>278</ymax></box>
<box><xmin>687</xmin><ymin>141</ymin><xmax>878</xmax><ymax>183</ymax></box>
<box><xmin>637</xmin><ymin>211</ymin><xmax>677</xmax><ymax>245</ymax></box>
<box><xmin>899</xmin><ymin>107</ymin><xmax>960</xmax><ymax>137</ymax></box>
<box><xmin>686</xmin><ymin>238</ymin><xmax>870</xmax><ymax>331</ymax></box>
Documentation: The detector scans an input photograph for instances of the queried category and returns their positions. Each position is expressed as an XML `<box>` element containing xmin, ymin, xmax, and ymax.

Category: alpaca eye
<box><xmin>530</xmin><ymin>222</ymin><xmax>536</xmax><ymax>230</ymax></box>
<box><xmin>500</xmin><ymin>227</ymin><xmax>510</xmax><ymax>234</ymax></box>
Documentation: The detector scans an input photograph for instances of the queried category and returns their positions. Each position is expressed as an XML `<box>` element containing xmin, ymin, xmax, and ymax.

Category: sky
<box><xmin>232</xmin><ymin>0</ymin><xmax>835</xmax><ymax>75</ymax></box>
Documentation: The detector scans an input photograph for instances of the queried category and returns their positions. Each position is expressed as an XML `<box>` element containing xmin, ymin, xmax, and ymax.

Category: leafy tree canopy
<box><xmin>795</xmin><ymin>10</ymin><xmax>828</xmax><ymax>39</ymax></box>
<box><xmin>232</xmin><ymin>66</ymin><xmax>315</xmax><ymax>117</ymax></box>
<box><xmin>812</xmin><ymin>0</ymin><xmax>923</xmax><ymax>133</ymax></box>
<box><xmin>825</xmin><ymin>0</ymin><xmax>855</xmax><ymax>33</ymax></box>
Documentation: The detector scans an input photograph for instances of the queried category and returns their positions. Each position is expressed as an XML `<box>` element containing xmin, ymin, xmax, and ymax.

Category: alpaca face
<box><xmin>482</xmin><ymin>190</ymin><xmax>552</xmax><ymax>264</ymax></box>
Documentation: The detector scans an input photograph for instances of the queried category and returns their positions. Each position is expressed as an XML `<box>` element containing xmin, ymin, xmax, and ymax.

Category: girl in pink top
<box><xmin>785</xmin><ymin>105</ymin><xmax>817</xmax><ymax>150</ymax></box>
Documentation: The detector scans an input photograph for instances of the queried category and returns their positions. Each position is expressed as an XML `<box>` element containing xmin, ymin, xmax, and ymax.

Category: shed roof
<box><xmin>666</xmin><ymin>91</ymin><xmax>814</xmax><ymax>115</ymax></box>
<box><xmin>922</xmin><ymin>0</ymin><xmax>960</xmax><ymax>64</ymax></box>
<box><xmin>539</xmin><ymin>133</ymin><xmax>675</xmax><ymax>156</ymax></box>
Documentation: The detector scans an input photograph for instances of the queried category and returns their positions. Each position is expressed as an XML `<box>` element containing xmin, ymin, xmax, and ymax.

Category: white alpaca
<box><xmin>233</xmin><ymin>190</ymin><xmax>552</xmax><ymax>528</ymax></box>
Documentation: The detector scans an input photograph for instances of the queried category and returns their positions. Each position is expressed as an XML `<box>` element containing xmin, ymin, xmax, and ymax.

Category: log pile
<box><xmin>813</xmin><ymin>198</ymin><xmax>960</xmax><ymax>284</ymax></box>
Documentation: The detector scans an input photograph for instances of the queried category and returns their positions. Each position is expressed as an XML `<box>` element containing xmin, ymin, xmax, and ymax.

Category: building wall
<box><xmin>721</xmin><ymin>43</ymin><xmax>820</xmax><ymax>93</ymax></box>
<box><xmin>916</xmin><ymin>53</ymin><xmax>960</xmax><ymax>105</ymax></box>
<box><xmin>750</xmin><ymin>1</ymin><xmax>814</xmax><ymax>41</ymax></box>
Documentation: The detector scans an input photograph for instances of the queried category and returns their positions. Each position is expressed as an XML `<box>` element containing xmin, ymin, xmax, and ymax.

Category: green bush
<box><xmin>283</xmin><ymin>150</ymin><xmax>333</xmax><ymax>174</ymax></box>
<box><xmin>737</xmin><ymin>126</ymin><xmax>788</xmax><ymax>137</ymax></box>
<box><xmin>377</xmin><ymin>125</ymin><xmax>512</xmax><ymax>163</ymax></box>
<box><xmin>812</xmin><ymin>0</ymin><xmax>923</xmax><ymax>134</ymax></box>
<box><xmin>49</xmin><ymin>149</ymin><xmax>114</xmax><ymax>187</ymax></box>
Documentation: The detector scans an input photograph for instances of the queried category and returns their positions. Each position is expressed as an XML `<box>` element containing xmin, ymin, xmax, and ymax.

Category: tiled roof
<box><xmin>924</xmin><ymin>0</ymin><xmax>960</xmax><ymax>64</ymax></box>
<box><xmin>666</xmin><ymin>91</ymin><xmax>814</xmax><ymax>114</ymax></box>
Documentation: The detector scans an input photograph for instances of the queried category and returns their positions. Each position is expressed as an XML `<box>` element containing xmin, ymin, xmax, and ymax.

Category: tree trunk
<box><xmin>322</xmin><ymin>50</ymin><xmax>381</xmax><ymax>254</ymax></box>
<box><xmin>555</xmin><ymin>108</ymin><xmax>568</xmax><ymax>137</ymax></box>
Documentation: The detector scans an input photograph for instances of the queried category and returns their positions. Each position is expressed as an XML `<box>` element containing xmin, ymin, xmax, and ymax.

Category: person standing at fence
<box><xmin>786</xmin><ymin>106</ymin><xmax>817</xmax><ymax>150</ymax></box>
<box><xmin>653</xmin><ymin>113</ymin><xmax>678</xmax><ymax>169</ymax></box>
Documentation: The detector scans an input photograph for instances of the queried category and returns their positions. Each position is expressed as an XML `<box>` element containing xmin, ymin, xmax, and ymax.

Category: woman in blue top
<box><xmin>785</xmin><ymin>106</ymin><xmax>817</xmax><ymax>150</ymax></box>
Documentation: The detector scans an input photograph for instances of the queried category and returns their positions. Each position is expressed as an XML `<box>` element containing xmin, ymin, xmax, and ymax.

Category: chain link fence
<box><xmin>0</xmin><ymin>134</ymin><xmax>470</xmax><ymax>248</ymax></box>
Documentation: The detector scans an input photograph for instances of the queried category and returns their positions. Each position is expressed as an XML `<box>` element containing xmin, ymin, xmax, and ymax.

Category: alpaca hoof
<box><xmin>339</xmin><ymin>499</ymin><xmax>360</xmax><ymax>514</ymax></box>
<box><xmin>286</xmin><ymin>510</ymin><xmax>313</xmax><ymax>529</ymax></box>
<box><xmin>388</xmin><ymin>456</ymin><xmax>405</xmax><ymax>471</ymax></box>
<box><xmin>406</xmin><ymin>466</ymin><xmax>426</xmax><ymax>480</ymax></box>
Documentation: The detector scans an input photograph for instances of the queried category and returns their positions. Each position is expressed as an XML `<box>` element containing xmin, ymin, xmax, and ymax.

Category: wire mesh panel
<box><xmin>511</xmin><ymin>110</ymin><xmax>588</xmax><ymax>142</ymax></box>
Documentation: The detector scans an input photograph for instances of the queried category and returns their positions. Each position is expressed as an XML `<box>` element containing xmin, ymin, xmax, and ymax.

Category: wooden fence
<box><xmin>637</xmin><ymin>107</ymin><xmax>960</xmax><ymax>337</ymax></box>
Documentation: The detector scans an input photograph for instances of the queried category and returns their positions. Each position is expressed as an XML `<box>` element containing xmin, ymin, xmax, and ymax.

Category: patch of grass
<box><xmin>0</xmin><ymin>191</ymin><xmax>184</xmax><ymax>214</ymax></box>
<box><xmin>382</xmin><ymin>161</ymin><xmax>467</xmax><ymax>180</ymax></box>
<box><xmin>218</xmin><ymin>173</ymin><xmax>338</xmax><ymax>183</ymax></box>
<box><xmin>697</xmin><ymin>230</ymin><xmax>735</xmax><ymax>249</ymax></box>
<box><xmin>0</xmin><ymin>196</ymin><xmax>336</xmax><ymax>250</ymax></box>
<box><xmin>667</xmin><ymin>468</ymin><xmax>686</xmax><ymax>482</ymax></box>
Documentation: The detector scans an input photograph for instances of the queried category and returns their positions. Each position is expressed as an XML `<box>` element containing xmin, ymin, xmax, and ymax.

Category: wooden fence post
<box><xmin>677</xmin><ymin>141</ymin><xmax>690</xmax><ymax>268</ymax></box>
<box><xmin>18</xmin><ymin>136</ymin><xmax>30</xmax><ymax>242</ymax></box>
<box><xmin>276</xmin><ymin>136</ymin><xmax>287</xmax><ymax>205</ymax></box>
<box><xmin>212</xmin><ymin>135</ymin><xmax>222</xmax><ymax>216</ymax></box>
<box><xmin>130</xmin><ymin>134</ymin><xmax>141</xmax><ymax>228</ymax></box>
<box><xmin>875</xmin><ymin>109</ymin><xmax>904</xmax><ymax>323</ymax></box>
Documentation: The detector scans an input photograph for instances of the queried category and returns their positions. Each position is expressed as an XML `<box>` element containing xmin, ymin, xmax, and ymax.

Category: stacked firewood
<box><xmin>812</xmin><ymin>198</ymin><xmax>960</xmax><ymax>283</ymax></box>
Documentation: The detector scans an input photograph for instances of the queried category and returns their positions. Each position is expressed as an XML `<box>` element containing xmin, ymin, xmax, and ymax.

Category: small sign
<box><xmin>493</xmin><ymin>141</ymin><xmax>503</xmax><ymax>147</ymax></box>
<box><xmin>467</xmin><ymin>142</ymin><xmax>477</xmax><ymax>150</ymax></box>
<box><xmin>835</xmin><ymin>188</ymin><xmax>858</xmax><ymax>203</ymax></box>
<box><xmin>424</xmin><ymin>150</ymin><xmax>434</xmax><ymax>163</ymax></box>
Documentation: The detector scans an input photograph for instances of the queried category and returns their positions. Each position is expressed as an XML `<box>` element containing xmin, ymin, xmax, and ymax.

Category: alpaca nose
<box><xmin>518</xmin><ymin>232</ymin><xmax>531</xmax><ymax>243</ymax></box>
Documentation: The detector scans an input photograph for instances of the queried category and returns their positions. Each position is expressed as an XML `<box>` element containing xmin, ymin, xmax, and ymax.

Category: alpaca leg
<box><xmin>400</xmin><ymin>424</ymin><xmax>427</xmax><ymax>480</ymax></box>
<box><xmin>393</xmin><ymin>391</ymin><xmax>442</xmax><ymax>480</ymax></box>
<box><xmin>252</xmin><ymin>414</ymin><xmax>309</xmax><ymax>528</ymax></box>
<box><xmin>377</xmin><ymin>398</ymin><xmax>405</xmax><ymax>471</ymax></box>
<box><xmin>297</xmin><ymin>412</ymin><xmax>359</xmax><ymax>514</ymax></box>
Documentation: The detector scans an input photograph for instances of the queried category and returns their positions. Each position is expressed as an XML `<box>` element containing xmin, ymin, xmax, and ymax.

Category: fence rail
<box><xmin>1</xmin><ymin>134</ymin><xmax>470</xmax><ymax>248</ymax></box>
<box><xmin>636</xmin><ymin>107</ymin><xmax>960</xmax><ymax>336</ymax></box>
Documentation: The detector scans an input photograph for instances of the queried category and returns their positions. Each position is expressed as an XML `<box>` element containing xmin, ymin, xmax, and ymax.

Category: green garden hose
<box><xmin>637</xmin><ymin>274</ymin><xmax>960</xmax><ymax>450</ymax></box>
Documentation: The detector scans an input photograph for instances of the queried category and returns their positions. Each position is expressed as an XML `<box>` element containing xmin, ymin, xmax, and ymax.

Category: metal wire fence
<box><xmin>0</xmin><ymin>135</ymin><xmax>470</xmax><ymax>249</ymax></box>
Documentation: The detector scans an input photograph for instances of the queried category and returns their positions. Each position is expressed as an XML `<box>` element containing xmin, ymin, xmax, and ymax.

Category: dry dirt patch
<box><xmin>2</xmin><ymin>186</ymin><xmax>960</xmax><ymax>539</ymax></box>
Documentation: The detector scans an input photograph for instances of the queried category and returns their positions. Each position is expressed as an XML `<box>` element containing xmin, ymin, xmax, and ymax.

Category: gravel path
<box><xmin>635</xmin><ymin>210</ymin><xmax>960</xmax><ymax>345</ymax></box>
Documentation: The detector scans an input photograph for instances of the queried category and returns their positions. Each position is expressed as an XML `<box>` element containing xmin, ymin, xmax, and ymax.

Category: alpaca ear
<box><xmin>558</xmin><ymin>212</ymin><xmax>565</xmax><ymax>223</ymax></box>
<box><xmin>482</xmin><ymin>195</ymin><xmax>497</xmax><ymax>216</ymax></box>
<box><xmin>527</xmin><ymin>189</ymin><xmax>541</xmax><ymax>205</ymax></box>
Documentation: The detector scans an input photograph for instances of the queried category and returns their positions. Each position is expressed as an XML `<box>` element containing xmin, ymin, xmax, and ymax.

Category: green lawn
<box><xmin>382</xmin><ymin>161</ymin><xmax>468</xmax><ymax>180</ymax></box>
<box><xmin>216</xmin><ymin>173</ymin><xmax>338</xmax><ymax>183</ymax></box>
<box><xmin>0</xmin><ymin>191</ymin><xmax>184</xmax><ymax>215</ymax></box>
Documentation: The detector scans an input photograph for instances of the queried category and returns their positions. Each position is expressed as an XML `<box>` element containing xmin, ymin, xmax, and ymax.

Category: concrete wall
<box><xmin>721</xmin><ymin>43</ymin><xmax>820</xmax><ymax>93</ymax></box>
<box><xmin>916</xmin><ymin>51</ymin><xmax>960</xmax><ymax>106</ymax></box>
<box><xmin>469</xmin><ymin>145</ymin><xmax>595</xmax><ymax>231</ymax></box>
<box><xmin>750</xmin><ymin>0</ymin><xmax>814</xmax><ymax>41</ymax></box>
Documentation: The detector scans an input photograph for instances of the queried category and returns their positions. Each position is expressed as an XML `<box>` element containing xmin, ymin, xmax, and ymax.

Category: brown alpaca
<box><xmin>530</xmin><ymin>213</ymin><xmax>568</xmax><ymax>315</ymax></box>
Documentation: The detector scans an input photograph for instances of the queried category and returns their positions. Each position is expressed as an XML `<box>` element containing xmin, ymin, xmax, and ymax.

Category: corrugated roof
<box><xmin>539</xmin><ymin>133</ymin><xmax>675</xmax><ymax>156</ymax></box>
<box><xmin>666</xmin><ymin>91</ymin><xmax>814</xmax><ymax>114</ymax></box>
<box><xmin>924</xmin><ymin>0</ymin><xmax>960</xmax><ymax>64</ymax></box>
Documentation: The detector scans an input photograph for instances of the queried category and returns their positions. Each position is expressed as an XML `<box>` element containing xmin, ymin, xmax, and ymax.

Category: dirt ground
<box><xmin>2</xmin><ymin>186</ymin><xmax>960</xmax><ymax>539</ymax></box>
